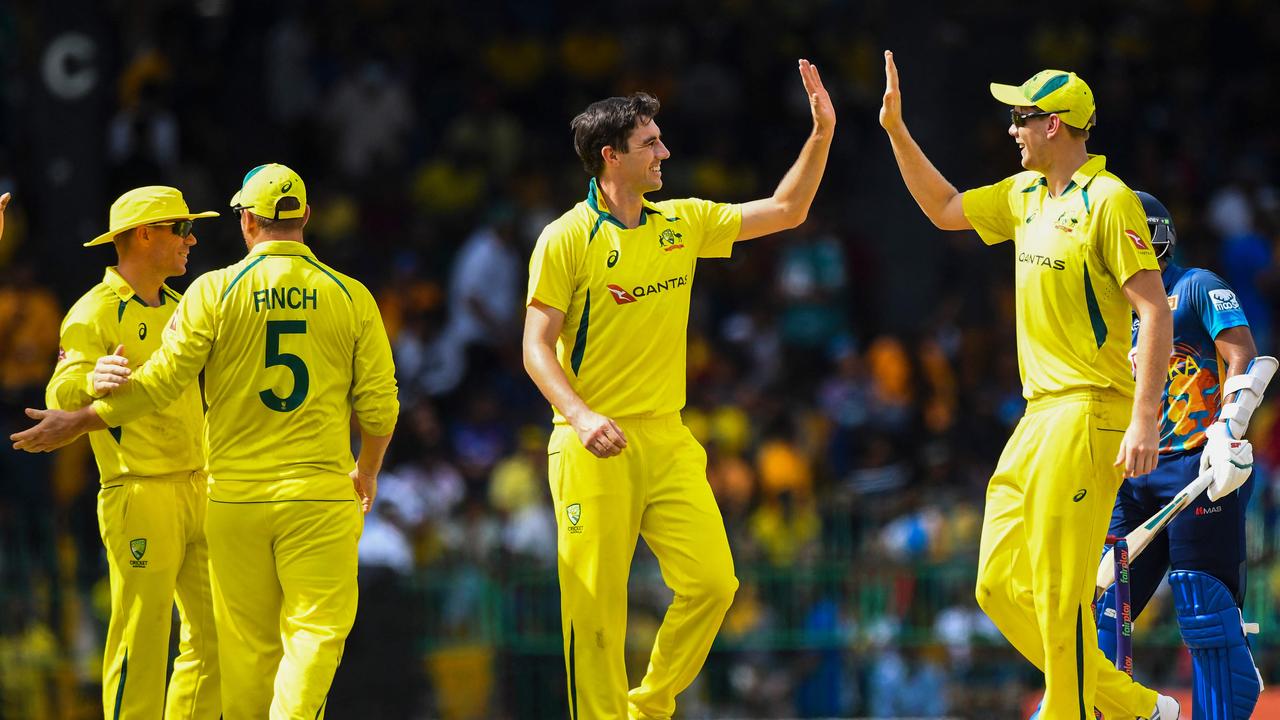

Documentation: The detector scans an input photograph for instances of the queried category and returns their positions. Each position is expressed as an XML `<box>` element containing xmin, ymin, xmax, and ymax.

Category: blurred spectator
<box><xmin>443</xmin><ymin>208</ymin><xmax>523</xmax><ymax>373</ymax></box>
<box><xmin>324</xmin><ymin>62</ymin><xmax>414</xmax><ymax>180</ymax></box>
<box><xmin>748</xmin><ymin>490</ymin><xmax>821</xmax><ymax>567</ymax></box>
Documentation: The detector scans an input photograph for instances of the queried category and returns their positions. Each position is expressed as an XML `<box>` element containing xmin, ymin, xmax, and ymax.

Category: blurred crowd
<box><xmin>2</xmin><ymin>1</ymin><xmax>1280</xmax><ymax>718</ymax></box>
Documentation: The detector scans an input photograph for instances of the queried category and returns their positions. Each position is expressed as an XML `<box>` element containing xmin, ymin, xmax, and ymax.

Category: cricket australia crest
<box><xmin>129</xmin><ymin>538</ymin><xmax>149</xmax><ymax>568</ymax></box>
<box><xmin>566</xmin><ymin>503</ymin><xmax>583</xmax><ymax>533</ymax></box>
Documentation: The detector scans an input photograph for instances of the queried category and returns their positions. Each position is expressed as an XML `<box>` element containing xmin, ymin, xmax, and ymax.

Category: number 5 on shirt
<box><xmin>261</xmin><ymin>320</ymin><xmax>309</xmax><ymax>412</ymax></box>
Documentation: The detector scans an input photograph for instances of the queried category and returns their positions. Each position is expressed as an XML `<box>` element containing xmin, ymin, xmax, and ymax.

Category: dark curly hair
<box><xmin>571</xmin><ymin>92</ymin><xmax>660</xmax><ymax>176</ymax></box>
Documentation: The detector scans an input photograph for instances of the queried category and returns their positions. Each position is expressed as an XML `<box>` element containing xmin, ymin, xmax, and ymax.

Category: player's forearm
<box><xmin>885</xmin><ymin>125</ymin><xmax>962</xmax><ymax>228</ymax></box>
<box><xmin>1131</xmin><ymin>306</ymin><xmax>1172</xmax><ymax>424</ymax></box>
<box><xmin>523</xmin><ymin>340</ymin><xmax>592</xmax><ymax>423</ymax></box>
<box><xmin>767</xmin><ymin>128</ymin><xmax>834</xmax><ymax>227</ymax></box>
<box><xmin>91</xmin><ymin>366</ymin><xmax>162</xmax><ymax>427</ymax></box>
<box><xmin>355</xmin><ymin>427</ymin><xmax>394</xmax><ymax>478</ymax></box>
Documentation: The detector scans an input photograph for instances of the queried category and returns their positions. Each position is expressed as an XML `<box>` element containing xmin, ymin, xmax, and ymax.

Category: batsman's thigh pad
<box><xmin>1169</xmin><ymin>570</ymin><xmax>1261</xmax><ymax>720</ymax></box>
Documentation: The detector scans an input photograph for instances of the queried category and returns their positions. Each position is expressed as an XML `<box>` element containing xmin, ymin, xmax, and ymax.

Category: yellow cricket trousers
<box><xmin>97</xmin><ymin>472</ymin><xmax>220</xmax><ymax>720</ymax></box>
<box><xmin>975</xmin><ymin>390</ymin><xmax>1158</xmax><ymax>720</ymax></box>
<box><xmin>549</xmin><ymin>414</ymin><xmax>738</xmax><ymax>720</ymax></box>
<box><xmin>204</xmin><ymin>483</ymin><xmax>362</xmax><ymax>720</ymax></box>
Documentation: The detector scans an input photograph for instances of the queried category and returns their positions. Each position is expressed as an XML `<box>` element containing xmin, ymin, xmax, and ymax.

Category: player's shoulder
<box><xmin>63</xmin><ymin>281</ymin><xmax>120</xmax><ymax>325</ymax></box>
<box><xmin>538</xmin><ymin>202</ymin><xmax>595</xmax><ymax>244</ymax></box>
<box><xmin>191</xmin><ymin>264</ymin><xmax>240</xmax><ymax>299</ymax></box>
<box><xmin>1179</xmin><ymin>266</ymin><xmax>1234</xmax><ymax>294</ymax></box>
<box><xmin>1005</xmin><ymin>170</ymin><xmax>1043</xmax><ymax>192</ymax></box>
<box><xmin>298</xmin><ymin>252</ymin><xmax>372</xmax><ymax>307</ymax></box>
<box><xmin>1085</xmin><ymin>170</ymin><xmax>1139</xmax><ymax>206</ymax></box>
<box><xmin>651</xmin><ymin>196</ymin><xmax>698</xmax><ymax>213</ymax></box>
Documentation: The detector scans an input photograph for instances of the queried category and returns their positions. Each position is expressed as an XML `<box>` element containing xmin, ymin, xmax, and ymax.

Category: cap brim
<box><xmin>84</xmin><ymin>210</ymin><xmax>221</xmax><ymax>247</ymax></box>
<box><xmin>990</xmin><ymin>83</ymin><xmax>1032</xmax><ymax>108</ymax></box>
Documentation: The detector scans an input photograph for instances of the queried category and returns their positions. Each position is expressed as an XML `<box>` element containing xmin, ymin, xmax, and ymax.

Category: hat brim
<box><xmin>990</xmin><ymin>83</ymin><xmax>1033</xmax><ymax>108</ymax></box>
<box><xmin>84</xmin><ymin>210</ymin><xmax>220</xmax><ymax>247</ymax></box>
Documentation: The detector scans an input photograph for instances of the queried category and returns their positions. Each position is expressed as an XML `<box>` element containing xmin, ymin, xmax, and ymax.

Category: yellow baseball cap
<box><xmin>229</xmin><ymin>163</ymin><xmax>307</xmax><ymax>220</ymax></box>
<box><xmin>990</xmin><ymin>69</ymin><xmax>1096</xmax><ymax>130</ymax></box>
<box><xmin>85</xmin><ymin>186</ymin><xmax>218</xmax><ymax>247</ymax></box>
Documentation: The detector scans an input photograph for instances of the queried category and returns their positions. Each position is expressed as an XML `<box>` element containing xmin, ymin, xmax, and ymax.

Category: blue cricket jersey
<box><xmin>1133</xmin><ymin>262</ymin><xmax>1249</xmax><ymax>453</ymax></box>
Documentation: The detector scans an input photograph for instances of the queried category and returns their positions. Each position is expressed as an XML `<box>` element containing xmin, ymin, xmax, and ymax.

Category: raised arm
<box><xmin>879</xmin><ymin>51</ymin><xmax>971</xmax><ymax>231</ymax></box>
<box><xmin>736</xmin><ymin>59</ymin><xmax>836</xmax><ymax>242</ymax></box>
<box><xmin>523</xmin><ymin>300</ymin><xmax>627</xmax><ymax>457</ymax></box>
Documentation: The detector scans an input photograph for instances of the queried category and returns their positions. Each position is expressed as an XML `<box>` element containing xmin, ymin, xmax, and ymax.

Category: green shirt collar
<box><xmin>248</xmin><ymin>239</ymin><xmax>315</xmax><ymax>258</ymax></box>
<box><xmin>103</xmin><ymin>267</ymin><xmax>177</xmax><ymax>306</ymax></box>
<box><xmin>585</xmin><ymin>178</ymin><xmax>665</xmax><ymax>228</ymax></box>
<box><xmin>1020</xmin><ymin>154</ymin><xmax>1107</xmax><ymax>197</ymax></box>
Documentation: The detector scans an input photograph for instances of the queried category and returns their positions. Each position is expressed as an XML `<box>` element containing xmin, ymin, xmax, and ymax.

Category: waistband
<box><xmin>208</xmin><ymin>472</ymin><xmax>356</xmax><ymax>504</ymax></box>
<box><xmin>1026</xmin><ymin>387</ymin><xmax>1130</xmax><ymax>414</ymax></box>
<box><xmin>554</xmin><ymin>411</ymin><xmax>683</xmax><ymax>430</ymax></box>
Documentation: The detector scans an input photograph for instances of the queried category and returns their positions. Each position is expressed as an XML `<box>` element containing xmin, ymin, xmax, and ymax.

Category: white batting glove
<box><xmin>1200</xmin><ymin>423</ymin><xmax>1254</xmax><ymax>502</ymax></box>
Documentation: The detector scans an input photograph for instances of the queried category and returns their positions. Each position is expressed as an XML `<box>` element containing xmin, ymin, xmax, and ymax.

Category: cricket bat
<box><xmin>1095</xmin><ymin>466</ymin><xmax>1212</xmax><ymax>596</ymax></box>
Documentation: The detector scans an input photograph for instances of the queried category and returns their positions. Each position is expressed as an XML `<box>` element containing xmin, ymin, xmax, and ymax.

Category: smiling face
<box><xmin>611</xmin><ymin>117</ymin><xmax>670</xmax><ymax>194</ymax></box>
<box><xmin>1009</xmin><ymin>105</ymin><xmax>1052</xmax><ymax>171</ymax></box>
<box><xmin>142</xmin><ymin>222</ymin><xmax>198</xmax><ymax>278</ymax></box>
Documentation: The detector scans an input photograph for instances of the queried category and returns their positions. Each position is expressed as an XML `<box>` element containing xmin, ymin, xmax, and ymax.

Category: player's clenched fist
<box><xmin>93</xmin><ymin>344</ymin><xmax>131</xmax><ymax>396</ymax></box>
<box><xmin>571</xmin><ymin>408</ymin><xmax>628</xmax><ymax>458</ymax></box>
<box><xmin>1115</xmin><ymin>418</ymin><xmax>1159</xmax><ymax>478</ymax></box>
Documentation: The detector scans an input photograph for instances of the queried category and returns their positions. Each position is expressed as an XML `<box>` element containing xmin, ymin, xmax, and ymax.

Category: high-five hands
<box><xmin>880</xmin><ymin>51</ymin><xmax>903</xmax><ymax>133</ymax></box>
<box><xmin>798</xmin><ymin>59</ymin><xmax>835</xmax><ymax>134</ymax></box>
<box><xmin>0</xmin><ymin>192</ymin><xmax>10</xmax><ymax>241</ymax></box>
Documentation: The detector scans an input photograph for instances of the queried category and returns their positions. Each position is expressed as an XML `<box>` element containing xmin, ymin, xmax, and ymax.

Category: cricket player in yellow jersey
<box><xmin>13</xmin><ymin>164</ymin><xmax>398</xmax><ymax>720</ymax></box>
<box><xmin>42</xmin><ymin>186</ymin><xmax>221</xmax><ymax>720</ymax></box>
<box><xmin>524</xmin><ymin>60</ymin><xmax>834</xmax><ymax>720</ymax></box>
<box><xmin>880</xmin><ymin>53</ymin><xmax>1179</xmax><ymax>720</ymax></box>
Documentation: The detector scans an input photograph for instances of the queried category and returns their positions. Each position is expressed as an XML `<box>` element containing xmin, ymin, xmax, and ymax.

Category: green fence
<box><xmin>406</xmin><ymin>558</ymin><xmax>1279</xmax><ymax>653</ymax></box>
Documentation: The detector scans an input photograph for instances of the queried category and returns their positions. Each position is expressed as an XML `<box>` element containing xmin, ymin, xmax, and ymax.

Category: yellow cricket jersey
<box><xmin>46</xmin><ymin>267</ymin><xmax>204</xmax><ymax>484</ymax></box>
<box><xmin>527</xmin><ymin>179</ymin><xmax>741</xmax><ymax>422</ymax></box>
<box><xmin>962</xmin><ymin>154</ymin><xmax>1160</xmax><ymax>400</ymax></box>
<box><xmin>93</xmin><ymin>240</ymin><xmax>399</xmax><ymax>502</ymax></box>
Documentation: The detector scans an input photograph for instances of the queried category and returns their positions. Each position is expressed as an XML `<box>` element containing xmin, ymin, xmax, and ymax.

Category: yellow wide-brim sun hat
<box><xmin>85</xmin><ymin>186</ymin><xmax>219</xmax><ymax>247</ymax></box>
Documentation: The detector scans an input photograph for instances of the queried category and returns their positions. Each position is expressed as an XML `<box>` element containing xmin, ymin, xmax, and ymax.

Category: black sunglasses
<box><xmin>152</xmin><ymin>220</ymin><xmax>194</xmax><ymax>238</ymax></box>
<box><xmin>1010</xmin><ymin>108</ymin><xmax>1068</xmax><ymax>127</ymax></box>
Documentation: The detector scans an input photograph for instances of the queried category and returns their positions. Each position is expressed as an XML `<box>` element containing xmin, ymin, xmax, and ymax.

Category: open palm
<box><xmin>880</xmin><ymin>51</ymin><xmax>903</xmax><ymax>132</ymax></box>
<box><xmin>0</xmin><ymin>193</ymin><xmax>10</xmax><ymax>241</ymax></box>
<box><xmin>799</xmin><ymin>59</ymin><xmax>835</xmax><ymax>132</ymax></box>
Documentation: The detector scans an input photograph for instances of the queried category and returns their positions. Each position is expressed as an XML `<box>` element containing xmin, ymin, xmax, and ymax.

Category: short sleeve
<box><xmin>1094</xmin><ymin>190</ymin><xmax>1160</xmax><ymax>286</ymax></box>
<box><xmin>684</xmin><ymin>199</ymin><xmax>742</xmax><ymax>259</ymax></box>
<box><xmin>962</xmin><ymin>175</ymin><xmax>1022</xmax><ymax>246</ymax></box>
<box><xmin>1188</xmin><ymin>270</ymin><xmax>1249</xmax><ymax>338</ymax></box>
<box><xmin>526</xmin><ymin>221</ymin><xmax>577</xmax><ymax>312</ymax></box>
